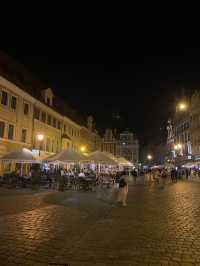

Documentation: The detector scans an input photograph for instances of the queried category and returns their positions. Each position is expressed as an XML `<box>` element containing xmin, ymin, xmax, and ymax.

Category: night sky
<box><xmin>1</xmin><ymin>2</ymin><xmax>200</xmax><ymax>146</ymax></box>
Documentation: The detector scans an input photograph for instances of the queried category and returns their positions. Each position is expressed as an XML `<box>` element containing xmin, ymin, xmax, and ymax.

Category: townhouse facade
<box><xmin>0</xmin><ymin>52</ymin><xmax>102</xmax><ymax>163</ymax></box>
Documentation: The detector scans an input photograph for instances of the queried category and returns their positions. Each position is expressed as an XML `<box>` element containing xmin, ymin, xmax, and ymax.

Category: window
<box><xmin>47</xmin><ymin>115</ymin><xmax>51</xmax><ymax>125</ymax></box>
<box><xmin>1</xmin><ymin>91</ymin><xmax>8</xmax><ymax>106</ymax></box>
<box><xmin>46</xmin><ymin>138</ymin><xmax>51</xmax><ymax>152</ymax></box>
<box><xmin>41</xmin><ymin>111</ymin><xmax>46</xmax><ymax>123</ymax></box>
<box><xmin>53</xmin><ymin>118</ymin><xmax>57</xmax><ymax>128</ymax></box>
<box><xmin>21</xmin><ymin>129</ymin><xmax>27</xmax><ymax>143</ymax></box>
<box><xmin>57</xmin><ymin>140</ymin><xmax>59</xmax><ymax>152</ymax></box>
<box><xmin>34</xmin><ymin>108</ymin><xmax>40</xmax><ymax>120</ymax></box>
<box><xmin>57</xmin><ymin>121</ymin><xmax>61</xmax><ymax>129</ymax></box>
<box><xmin>8</xmin><ymin>124</ymin><xmax>14</xmax><ymax>140</ymax></box>
<box><xmin>47</xmin><ymin>97</ymin><xmax>50</xmax><ymax>106</ymax></box>
<box><xmin>11</xmin><ymin>96</ymin><xmax>17</xmax><ymax>110</ymax></box>
<box><xmin>0</xmin><ymin>121</ymin><xmax>5</xmax><ymax>138</ymax></box>
<box><xmin>52</xmin><ymin>139</ymin><xmax>55</xmax><ymax>152</ymax></box>
<box><xmin>24</xmin><ymin>103</ymin><xmax>29</xmax><ymax>115</ymax></box>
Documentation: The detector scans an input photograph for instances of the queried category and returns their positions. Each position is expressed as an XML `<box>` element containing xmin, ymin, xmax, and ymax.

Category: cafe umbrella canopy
<box><xmin>0</xmin><ymin>148</ymin><xmax>40</xmax><ymax>175</ymax></box>
<box><xmin>0</xmin><ymin>148</ymin><xmax>39</xmax><ymax>163</ymax></box>
<box><xmin>87</xmin><ymin>151</ymin><xmax>118</xmax><ymax>165</ymax></box>
<box><xmin>46</xmin><ymin>148</ymin><xmax>87</xmax><ymax>164</ymax></box>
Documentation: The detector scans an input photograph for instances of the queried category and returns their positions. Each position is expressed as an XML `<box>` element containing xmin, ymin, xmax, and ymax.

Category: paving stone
<box><xmin>0</xmin><ymin>182</ymin><xmax>200</xmax><ymax>265</ymax></box>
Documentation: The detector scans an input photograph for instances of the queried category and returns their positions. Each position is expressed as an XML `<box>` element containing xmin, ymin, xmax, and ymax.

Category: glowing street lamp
<box><xmin>37</xmin><ymin>133</ymin><xmax>44</xmax><ymax>156</ymax></box>
<box><xmin>174</xmin><ymin>144</ymin><xmax>182</xmax><ymax>150</ymax></box>
<box><xmin>147</xmin><ymin>155</ymin><xmax>152</xmax><ymax>160</ymax></box>
<box><xmin>37</xmin><ymin>134</ymin><xmax>44</xmax><ymax>142</ymax></box>
<box><xmin>178</xmin><ymin>144</ymin><xmax>182</xmax><ymax>149</ymax></box>
<box><xmin>80</xmin><ymin>146</ymin><xmax>86</xmax><ymax>152</ymax></box>
<box><xmin>178</xmin><ymin>103</ymin><xmax>187</xmax><ymax>111</ymax></box>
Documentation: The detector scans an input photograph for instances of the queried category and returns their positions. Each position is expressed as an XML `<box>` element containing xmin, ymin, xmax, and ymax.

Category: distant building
<box><xmin>190</xmin><ymin>90</ymin><xmax>200</xmax><ymax>160</ymax></box>
<box><xmin>116</xmin><ymin>131</ymin><xmax>139</xmax><ymax>165</ymax></box>
<box><xmin>102</xmin><ymin>128</ymin><xmax>118</xmax><ymax>156</ymax></box>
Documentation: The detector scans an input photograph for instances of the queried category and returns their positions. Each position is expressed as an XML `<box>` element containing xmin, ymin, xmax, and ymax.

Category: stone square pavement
<box><xmin>0</xmin><ymin>182</ymin><xmax>200</xmax><ymax>266</ymax></box>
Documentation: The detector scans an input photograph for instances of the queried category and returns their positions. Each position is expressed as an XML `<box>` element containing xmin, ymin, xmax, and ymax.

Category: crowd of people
<box><xmin>1</xmin><ymin>164</ymin><xmax>197</xmax><ymax>208</ymax></box>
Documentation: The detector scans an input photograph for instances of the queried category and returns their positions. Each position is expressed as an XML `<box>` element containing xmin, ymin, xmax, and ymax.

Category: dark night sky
<box><xmin>1</xmin><ymin>1</ymin><xmax>200</xmax><ymax>146</ymax></box>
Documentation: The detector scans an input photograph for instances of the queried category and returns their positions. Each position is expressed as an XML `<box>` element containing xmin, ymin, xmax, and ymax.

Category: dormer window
<box><xmin>41</xmin><ymin>88</ymin><xmax>54</xmax><ymax>107</ymax></box>
<box><xmin>47</xmin><ymin>97</ymin><xmax>51</xmax><ymax>106</ymax></box>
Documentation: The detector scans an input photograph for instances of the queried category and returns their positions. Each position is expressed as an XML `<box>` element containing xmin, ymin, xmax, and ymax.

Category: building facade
<box><xmin>116</xmin><ymin>131</ymin><xmax>139</xmax><ymax>165</ymax></box>
<box><xmin>173</xmin><ymin>99</ymin><xmax>192</xmax><ymax>164</ymax></box>
<box><xmin>102</xmin><ymin>128</ymin><xmax>118</xmax><ymax>156</ymax></box>
<box><xmin>0</xmin><ymin>52</ymin><xmax>102</xmax><ymax>164</ymax></box>
<box><xmin>167</xmin><ymin>90</ymin><xmax>200</xmax><ymax>165</ymax></box>
<box><xmin>190</xmin><ymin>90</ymin><xmax>200</xmax><ymax>161</ymax></box>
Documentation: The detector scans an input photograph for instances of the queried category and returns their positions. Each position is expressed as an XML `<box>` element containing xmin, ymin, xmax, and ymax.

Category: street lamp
<box><xmin>178</xmin><ymin>103</ymin><xmax>187</xmax><ymax>111</ymax></box>
<box><xmin>80</xmin><ymin>146</ymin><xmax>86</xmax><ymax>152</ymax></box>
<box><xmin>174</xmin><ymin>143</ymin><xmax>182</xmax><ymax>150</ymax></box>
<box><xmin>147</xmin><ymin>155</ymin><xmax>152</xmax><ymax>160</ymax></box>
<box><xmin>178</xmin><ymin>144</ymin><xmax>182</xmax><ymax>149</ymax></box>
<box><xmin>37</xmin><ymin>134</ymin><xmax>44</xmax><ymax>156</ymax></box>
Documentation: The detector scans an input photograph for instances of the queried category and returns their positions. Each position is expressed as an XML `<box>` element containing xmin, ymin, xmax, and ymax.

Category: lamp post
<box><xmin>37</xmin><ymin>134</ymin><xmax>44</xmax><ymax>156</ymax></box>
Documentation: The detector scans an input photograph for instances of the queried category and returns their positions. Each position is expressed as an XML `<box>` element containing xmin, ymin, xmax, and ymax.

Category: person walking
<box><xmin>117</xmin><ymin>171</ymin><xmax>129</xmax><ymax>207</ymax></box>
<box><xmin>131</xmin><ymin>169</ymin><xmax>137</xmax><ymax>185</ymax></box>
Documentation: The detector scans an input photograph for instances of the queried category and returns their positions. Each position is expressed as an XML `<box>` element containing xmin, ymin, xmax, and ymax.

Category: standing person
<box><xmin>58</xmin><ymin>167</ymin><xmax>65</xmax><ymax>192</ymax></box>
<box><xmin>161</xmin><ymin>168</ymin><xmax>167</xmax><ymax>186</ymax></box>
<box><xmin>131</xmin><ymin>169</ymin><xmax>137</xmax><ymax>185</ymax></box>
<box><xmin>171</xmin><ymin>168</ymin><xmax>175</xmax><ymax>183</ymax></box>
<box><xmin>117</xmin><ymin>171</ymin><xmax>129</xmax><ymax>206</ymax></box>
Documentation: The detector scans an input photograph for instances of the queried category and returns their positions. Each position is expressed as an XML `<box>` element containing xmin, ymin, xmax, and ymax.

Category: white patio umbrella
<box><xmin>0</xmin><ymin>148</ymin><xmax>40</xmax><ymax>176</ymax></box>
<box><xmin>87</xmin><ymin>151</ymin><xmax>118</xmax><ymax>165</ymax></box>
<box><xmin>117</xmin><ymin>157</ymin><xmax>133</xmax><ymax>167</ymax></box>
<box><xmin>46</xmin><ymin>148</ymin><xmax>87</xmax><ymax>163</ymax></box>
<box><xmin>0</xmin><ymin>148</ymin><xmax>39</xmax><ymax>163</ymax></box>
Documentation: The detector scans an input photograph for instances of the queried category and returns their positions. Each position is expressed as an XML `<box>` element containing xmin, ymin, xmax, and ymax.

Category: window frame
<box><xmin>23</xmin><ymin>102</ymin><xmax>29</xmax><ymax>116</ymax></box>
<box><xmin>10</xmin><ymin>95</ymin><xmax>17</xmax><ymax>111</ymax></box>
<box><xmin>1</xmin><ymin>90</ymin><xmax>8</xmax><ymax>106</ymax></box>
<box><xmin>21</xmin><ymin>128</ymin><xmax>27</xmax><ymax>143</ymax></box>
<box><xmin>8</xmin><ymin>124</ymin><xmax>14</xmax><ymax>140</ymax></box>
<box><xmin>41</xmin><ymin>111</ymin><xmax>46</xmax><ymax>123</ymax></box>
<box><xmin>0</xmin><ymin>120</ymin><xmax>5</xmax><ymax>138</ymax></box>
<box><xmin>47</xmin><ymin>114</ymin><xmax>52</xmax><ymax>126</ymax></box>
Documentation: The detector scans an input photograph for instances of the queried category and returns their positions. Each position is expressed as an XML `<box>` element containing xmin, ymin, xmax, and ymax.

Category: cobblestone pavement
<box><xmin>1</xmin><ymin>182</ymin><xmax>200</xmax><ymax>266</ymax></box>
